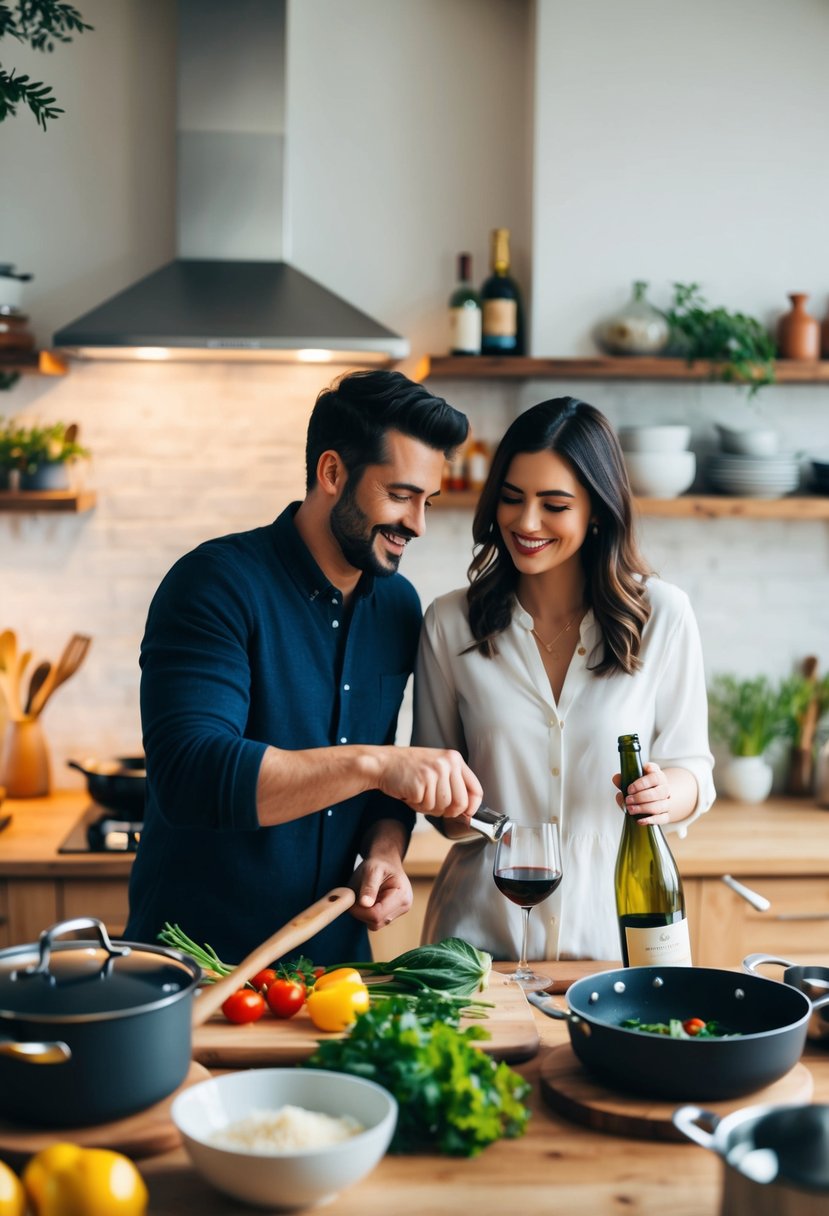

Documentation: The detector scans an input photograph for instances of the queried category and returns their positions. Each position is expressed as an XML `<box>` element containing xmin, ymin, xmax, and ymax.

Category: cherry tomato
<box><xmin>250</xmin><ymin>968</ymin><xmax>278</xmax><ymax>993</ymax></box>
<box><xmin>682</xmin><ymin>1017</ymin><xmax>707</xmax><ymax>1036</ymax></box>
<box><xmin>266</xmin><ymin>977</ymin><xmax>306</xmax><ymax>1019</ymax></box>
<box><xmin>313</xmin><ymin>967</ymin><xmax>363</xmax><ymax>991</ymax></box>
<box><xmin>222</xmin><ymin>988</ymin><xmax>267</xmax><ymax>1024</ymax></box>
<box><xmin>306</xmin><ymin>979</ymin><xmax>369</xmax><ymax>1032</ymax></box>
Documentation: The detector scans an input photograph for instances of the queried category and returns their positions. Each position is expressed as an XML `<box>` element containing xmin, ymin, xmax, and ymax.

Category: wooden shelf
<box><xmin>423</xmin><ymin>355</ymin><xmax>829</xmax><ymax>383</ymax></box>
<box><xmin>435</xmin><ymin>492</ymin><xmax>829</xmax><ymax>519</ymax></box>
<box><xmin>0</xmin><ymin>350</ymin><xmax>68</xmax><ymax>377</ymax></box>
<box><xmin>0</xmin><ymin>490</ymin><xmax>96</xmax><ymax>513</ymax></box>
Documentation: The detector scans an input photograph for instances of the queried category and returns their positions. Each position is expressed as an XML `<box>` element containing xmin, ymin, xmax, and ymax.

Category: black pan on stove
<box><xmin>67</xmin><ymin>756</ymin><xmax>146</xmax><ymax>816</ymax></box>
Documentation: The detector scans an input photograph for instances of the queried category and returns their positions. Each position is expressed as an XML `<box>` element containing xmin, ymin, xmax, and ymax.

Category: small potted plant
<box><xmin>707</xmin><ymin>674</ymin><xmax>794</xmax><ymax>802</ymax></box>
<box><xmin>7</xmin><ymin>420</ymin><xmax>89</xmax><ymax>491</ymax></box>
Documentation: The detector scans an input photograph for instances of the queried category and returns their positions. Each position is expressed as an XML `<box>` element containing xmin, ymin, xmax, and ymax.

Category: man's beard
<box><xmin>330</xmin><ymin>482</ymin><xmax>408</xmax><ymax>577</ymax></box>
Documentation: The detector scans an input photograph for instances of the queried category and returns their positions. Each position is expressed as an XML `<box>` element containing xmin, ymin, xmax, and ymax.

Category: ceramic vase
<box><xmin>21</xmin><ymin>462</ymin><xmax>70</xmax><ymax>491</ymax></box>
<box><xmin>599</xmin><ymin>281</ymin><xmax>669</xmax><ymax>355</ymax></box>
<box><xmin>0</xmin><ymin>716</ymin><xmax>51</xmax><ymax>797</ymax></box>
<box><xmin>721</xmin><ymin>754</ymin><xmax>774</xmax><ymax>804</ymax></box>
<box><xmin>777</xmin><ymin>293</ymin><xmax>820</xmax><ymax>360</ymax></box>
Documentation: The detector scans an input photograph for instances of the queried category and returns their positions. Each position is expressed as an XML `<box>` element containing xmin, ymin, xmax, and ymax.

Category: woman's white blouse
<box><xmin>412</xmin><ymin>578</ymin><xmax>715</xmax><ymax>962</ymax></box>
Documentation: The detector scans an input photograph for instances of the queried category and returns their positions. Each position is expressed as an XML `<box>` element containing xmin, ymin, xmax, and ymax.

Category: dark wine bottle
<box><xmin>480</xmin><ymin>228</ymin><xmax>524</xmax><ymax>355</ymax></box>
<box><xmin>448</xmin><ymin>252</ymin><xmax>482</xmax><ymax>355</ymax></box>
<box><xmin>614</xmin><ymin>732</ymin><xmax>692</xmax><ymax>967</ymax></box>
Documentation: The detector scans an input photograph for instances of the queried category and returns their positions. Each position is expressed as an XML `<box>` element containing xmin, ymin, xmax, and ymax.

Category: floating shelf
<box><xmin>0</xmin><ymin>490</ymin><xmax>96</xmax><ymax>513</ymax></box>
<box><xmin>434</xmin><ymin>492</ymin><xmax>829</xmax><ymax>519</ymax></box>
<box><xmin>422</xmin><ymin>355</ymin><xmax>829</xmax><ymax>383</ymax></box>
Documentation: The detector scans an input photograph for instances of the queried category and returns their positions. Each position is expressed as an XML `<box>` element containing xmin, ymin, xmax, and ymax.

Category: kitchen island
<box><xmin>131</xmin><ymin>965</ymin><xmax>829</xmax><ymax>1216</ymax></box>
<box><xmin>1</xmin><ymin>791</ymin><xmax>828</xmax><ymax>965</ymax></box>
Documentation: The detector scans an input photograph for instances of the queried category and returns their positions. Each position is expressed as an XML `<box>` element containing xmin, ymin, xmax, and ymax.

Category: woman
<box><xmin>413</xmin><ymin>397</ymin><xmax>715</xmax><ymax>961</ymax></box>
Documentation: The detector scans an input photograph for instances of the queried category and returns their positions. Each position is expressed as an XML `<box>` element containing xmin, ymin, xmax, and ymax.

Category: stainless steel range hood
<box><xmin>53</xmin><ymin>0</ymin><xmax>408</xmax><ymax>366</ymax></box>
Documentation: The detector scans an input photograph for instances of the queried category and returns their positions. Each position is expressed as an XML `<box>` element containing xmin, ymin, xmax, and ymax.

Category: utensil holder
<box><xmin>0</xmin><ymin>716</ymin><xmax>51</xmax><ymax>797</ymax></box>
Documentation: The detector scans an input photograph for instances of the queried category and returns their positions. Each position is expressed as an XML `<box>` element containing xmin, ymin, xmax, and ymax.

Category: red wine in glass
<box><xmin>494</xmin><ymin>866</ymin><xmax>562</xmax><ymax>907</ymax></box>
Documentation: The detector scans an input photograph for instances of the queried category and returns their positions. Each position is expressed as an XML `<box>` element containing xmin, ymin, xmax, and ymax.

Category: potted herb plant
<box><xmin>661</xmin><ymin>282</ymin><xmax>776</xmax><ymax>397</ymax></box>
<box><xmin>707</xmin><ymin>673</ymin><xmax>793</xmax><ymax>802</ymax></box>
<box><xmin>4</xmin><ymin>420</ymin><xmax>89</xmax><ymax>491</ymax></box>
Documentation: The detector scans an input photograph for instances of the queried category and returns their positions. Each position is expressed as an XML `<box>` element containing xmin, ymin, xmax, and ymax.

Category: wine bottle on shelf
<box><xmin>613</xmin><ymin>732</ymin><xmax>692</xmax><ymax>968</ymax></box>
<box><xmin>448</xmin><ymin>252</ymin><xmax>482</xmax><ymax>355</ymax></box>
<box><xmin>480</xmin><ymin>227</ymin><xmax>524</xmax><ymax>356</ymax></box>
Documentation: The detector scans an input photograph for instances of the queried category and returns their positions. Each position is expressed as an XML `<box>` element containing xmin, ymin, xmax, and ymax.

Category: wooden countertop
<box><xmin>2</xmin><ymin>791</ymin><xmax>829</xmax><ymax>879</ymax></box>
<box><xmin>133</xmin><ymin>963</ymin><xmax>829</xmax><ymax>1216</ymax></box>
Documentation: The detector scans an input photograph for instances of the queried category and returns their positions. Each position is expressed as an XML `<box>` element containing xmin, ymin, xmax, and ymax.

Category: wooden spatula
<box><xmin>28</xmin><ymin>634</ymin><xmax>92</xmax><ymax>717</ymax></box>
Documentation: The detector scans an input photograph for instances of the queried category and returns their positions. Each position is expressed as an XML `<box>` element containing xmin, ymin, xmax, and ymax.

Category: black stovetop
<box><xmin>59</xmin><ymin>804</ymin><xmax>142</xmax><ymax>853</ymax></box>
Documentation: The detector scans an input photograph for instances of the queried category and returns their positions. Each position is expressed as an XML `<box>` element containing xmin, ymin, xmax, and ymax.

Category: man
<box><xmin>126</xmin><ymin>369</ymin><xmax>482</xmax><ymax>965</ymax></box>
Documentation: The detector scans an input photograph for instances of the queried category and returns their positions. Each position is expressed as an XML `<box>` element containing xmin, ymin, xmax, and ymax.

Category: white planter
<box><xmin>721</xmin><ymin>755</ymin><xmax>774</xmax><ymax>803</ymax></box>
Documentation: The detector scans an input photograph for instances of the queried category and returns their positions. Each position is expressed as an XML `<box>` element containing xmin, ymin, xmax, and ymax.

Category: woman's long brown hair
<box><xmin>466</xmin><ymin>397</ymin><xmax>652</xmax><ymax>675</ymax></box>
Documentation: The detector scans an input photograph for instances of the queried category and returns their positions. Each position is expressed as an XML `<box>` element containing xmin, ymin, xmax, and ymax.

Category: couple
<box><xmin>126</xmin><ymin>370</ymin><xmax>714</xmax><ymax>967</ymax></box>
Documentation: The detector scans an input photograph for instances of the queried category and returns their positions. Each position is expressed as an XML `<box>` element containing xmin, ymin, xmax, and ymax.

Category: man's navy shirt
<box><xmin>126</xmin><ymin>504</ymin><xmax>419</xmax><ymax>964</ymax></box>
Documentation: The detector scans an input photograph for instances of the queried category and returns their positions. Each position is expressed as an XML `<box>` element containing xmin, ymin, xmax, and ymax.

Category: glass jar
<box><xmin>599</xmin><ymin>281</ymin><xmax>669</xmax><ymax>355</ymax></box>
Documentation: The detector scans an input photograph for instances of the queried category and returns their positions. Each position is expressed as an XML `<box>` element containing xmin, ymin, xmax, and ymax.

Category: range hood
<box><xmin>53</xmin><ymin>0</ymin><xmax>408</xmax><ymax>366</ymax></box>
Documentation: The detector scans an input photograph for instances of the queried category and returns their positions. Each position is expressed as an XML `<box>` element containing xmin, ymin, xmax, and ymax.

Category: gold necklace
<box><xmin>531</xmin><ymin>611</ymin><xmax>581</xmax><ymax>656</ymax></box>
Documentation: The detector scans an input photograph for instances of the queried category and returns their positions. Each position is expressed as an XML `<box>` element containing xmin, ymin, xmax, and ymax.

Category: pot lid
<box><xmin>0</xmin><ymin>919</ymin><xmax>200</xmax><ymax>1021</ymax></box>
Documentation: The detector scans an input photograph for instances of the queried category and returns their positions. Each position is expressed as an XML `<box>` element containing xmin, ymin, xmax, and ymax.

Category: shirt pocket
<box><xmin>349</xmin><ymin>671</ymin><xmax>410</xmax><ymax>744</ymax></box>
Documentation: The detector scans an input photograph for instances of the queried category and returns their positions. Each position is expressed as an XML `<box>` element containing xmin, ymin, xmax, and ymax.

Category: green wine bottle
<box><xmin>448</xmin><ymin>252</ymin><xmax>482</xmax><ymax>355</ymax></box>
<box><xmin>480</xmin><ymin>228</ymin><xmax>525</xmax><ymax>355</ymax></box>
<box><xmin>614</xmin><ymin>733</ymin><xmax>692</xmax><ymax>967</ymax></box>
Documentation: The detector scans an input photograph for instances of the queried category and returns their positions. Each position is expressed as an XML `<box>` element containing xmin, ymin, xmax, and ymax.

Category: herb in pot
<box><xmin>304</xmin><ymin>992</ymin><xmax>531</xmax><ymax>1156</ymax></box>
<box><xmin>661</xmin><ymin>281</ymin><xmax>776</xmax><ymax>396</ymax></box>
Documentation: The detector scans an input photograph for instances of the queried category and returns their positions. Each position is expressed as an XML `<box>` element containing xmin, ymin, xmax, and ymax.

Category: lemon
<box><xmin>23</xmin><ymin>1144</ymin><xmax>148</xmax><ymax>1216</ymax></box>
<box><xmin>0</xmin><ymin>1159</ymin><xmax>26</xmax><ymax>1216</ymax></box>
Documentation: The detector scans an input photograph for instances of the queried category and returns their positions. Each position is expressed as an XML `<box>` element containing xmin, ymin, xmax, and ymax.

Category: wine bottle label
<box><xmin>482</xmin><ymin>299</ymin><xmax>517</xmax><ymax>340</ymax></box>
<box><xmin>449</xmin><ymin>307</ymin><xmax>481</xmax><ymax>354</ymax></box>
<box><xmin>624</xmin><ymin>917</ymin><xmax>692</xmax><ymax>967</ymax></box>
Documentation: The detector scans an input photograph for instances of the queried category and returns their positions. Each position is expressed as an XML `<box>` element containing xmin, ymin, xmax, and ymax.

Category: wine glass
<box><xmin>493</xmin><ymin>821</ymin><xmax>562</xmax><ymax>992</ymax></box>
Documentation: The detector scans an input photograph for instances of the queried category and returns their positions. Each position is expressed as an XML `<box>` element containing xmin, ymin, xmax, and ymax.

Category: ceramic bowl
<box><xmin>171</xmin><ymin>1068</ymin><xmax>397</xmax><ymax>1209</ymax></box>
<box><xmin>624</xmin><ymin>450</ymin><xmax>696</xmax><ymax>497</ymax></box>
<box><xmin>618</xmin><ymin>425</ymin><xmax>691</xmax><ymax>453</ymax></box>
<box><xmin>715</xmin><ymin>423</ymin><xmax>780</xmax><ymax>457</ymax></box>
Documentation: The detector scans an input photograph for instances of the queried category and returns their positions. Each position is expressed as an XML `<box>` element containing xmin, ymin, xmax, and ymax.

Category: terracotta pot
<box><xmin>0</xmin><ymin>716</ymin><xmax>51</xmax><ymax>797</ymax></box>
<box><xmin>777</xmin><ymin>293</ymin><xmax>820</xmax><ymax>360</ymax></box>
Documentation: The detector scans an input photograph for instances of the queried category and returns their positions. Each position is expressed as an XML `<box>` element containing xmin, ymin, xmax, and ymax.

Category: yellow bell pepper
<box><xmin>312</xmin><ymin>967</ymin><xmax>363</xmax><ymax>990</ymax></box>
<box><xmin>22</xmin><ymin>1143</ymin><xmax>148</xmax><ymax>1216</ymax></box>
<box><xmin>306</xmin><ymin>978</ymin><xmax>369</xmax><ymax>1031</ymax></box>
<box><xmin>0</xmin><ymin>1160</ymin><xmax>26</xmax><ymax>1216</ymax></box>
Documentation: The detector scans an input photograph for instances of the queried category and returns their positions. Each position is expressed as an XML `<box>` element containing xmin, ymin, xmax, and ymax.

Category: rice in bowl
<box><xmin>210</xmin><ymin>1104</ymin><xmax>363</xmax><ymax>1153</ymax></box>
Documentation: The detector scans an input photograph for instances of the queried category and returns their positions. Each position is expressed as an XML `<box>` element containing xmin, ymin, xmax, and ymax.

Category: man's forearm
<box><xmin>358</xmin><ymin>816</ymin><xmax>410</xmax><ymax>865</ymax></box>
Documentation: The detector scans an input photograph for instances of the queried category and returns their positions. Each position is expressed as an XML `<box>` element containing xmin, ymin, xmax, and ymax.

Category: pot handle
<box><xmin>742</xmin><ymin>952</ymin><xmax>794</xmax><ymax>976</ymax></box>
<box><xmin>722</xmin><ymin>875</ymin><xmax>771</xmax><ymax>912</ymax></box>
<box><xmin>12</xmin><ymin>917</ymin><xmax>130</xmax><ymax>981</ymax></box>
<box><xmin>527</xmin><ymin>990</ymin><xmax>588</xmax><ymax>1032</ymax></box>
<box><xmin>671</xmin><ymin>1105</ymin><xmax>721</xmax><ymax>1150</ymax></box>
<box><xmin>0</xmin><ymin>1036</ymin><xmax>71</xmax><ymax>1065</ymax></box>
<box><xmin>192</xmin><ymin>886</ymin><xmax>357</xmax><ymax>1027</ymax></box>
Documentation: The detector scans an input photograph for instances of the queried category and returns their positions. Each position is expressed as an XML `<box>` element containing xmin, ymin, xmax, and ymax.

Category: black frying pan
<box><xmin>530</xmin><ymin>965</ymin><xmax>811</xmax><ymax>1100</ymax></box>
<box><xmin>67</xmin><ymin>756</ymin><xmax>146</xmax><ymax>816</ymax></box>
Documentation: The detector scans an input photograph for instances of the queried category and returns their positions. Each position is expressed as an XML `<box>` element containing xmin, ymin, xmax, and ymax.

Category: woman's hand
<box><xmin>612</xmin><ymin>761</ymin><xmax>673</xmax><ymax>824</ymax></box>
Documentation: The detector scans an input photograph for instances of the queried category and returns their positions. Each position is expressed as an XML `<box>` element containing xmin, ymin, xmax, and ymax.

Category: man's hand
<box><xmin>377</xmin><ymin>746</ymin><xmax>482</xmax><ymax>820</ymax></box>
<box><xmin>350</xmin><ymin>853</ymin><xmax>413</xmax><ymax>930</ymax></box>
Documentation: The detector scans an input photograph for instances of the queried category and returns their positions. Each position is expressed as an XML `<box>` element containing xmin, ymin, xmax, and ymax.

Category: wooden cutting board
<box><xmin>0</xmin><ymin>1061</ymin><xmax>211</xmax><ymax>1167</ymax></box>
<box><xmin>193</xmin><ymin>975</ymin><xmax>540</xmax><ymax>1067</ymax></box>
<box><xmin>540</xmin><ymin>1044</ymin><xmax>814</xmax><ymax>1142</ymax></box>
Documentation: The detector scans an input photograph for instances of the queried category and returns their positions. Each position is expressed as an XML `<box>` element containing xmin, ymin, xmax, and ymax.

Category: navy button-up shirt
<box><xmin>126</xmin><ymin>504</ymin><xmax>420</xmax><ymax>965</ymax></box>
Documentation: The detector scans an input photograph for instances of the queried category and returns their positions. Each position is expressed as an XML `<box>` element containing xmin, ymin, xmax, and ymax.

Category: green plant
<box><xmin>708</xmin><ymin>673</ymin><xmax>793</xmax><ymax>757</ymax></box>
<box><xmin>0</xmin><ymin>418</ymin><xmax>88</xmax><ymax>472</ymax></box>
<box><xmin>661</xmin><ymin>282</ymin><xmax>776</xmax><ymax>397</ymax></box>
<box><xmin>1</xmin><ymin>1</ymin><xmax>93</xmax><ymax>130</ymax></box>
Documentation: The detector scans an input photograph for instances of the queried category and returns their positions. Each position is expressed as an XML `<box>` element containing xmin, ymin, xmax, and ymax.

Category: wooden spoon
<box><xmin>191</xmin><ymin>887</ymin><xmax>356</xmax><ymax>1026</ymax></box>
<box><xmin>29</xmin><ymin>634</ymin><xmax>92</xmax><ymax>717</ymax></box>
<box><xmin>0</xmin><ymin>631</ymin><xmax>22</xmax><ymax>720</ymax></box>
<box><xmin>24</xmin><ymin>661</ymin><xmax>51</xmax><ymax>715</ymax></box>
<box><xmin>789</xmin><ymin>655</ymin><xmax>820</xmax><ymax>795</ymax></box>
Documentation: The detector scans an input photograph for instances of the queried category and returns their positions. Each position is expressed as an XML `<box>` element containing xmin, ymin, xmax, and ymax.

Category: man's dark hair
<box><xmin>305</xmin><ymin>369</ymin><xmax>469</xmax><ymax>490</ymax></box>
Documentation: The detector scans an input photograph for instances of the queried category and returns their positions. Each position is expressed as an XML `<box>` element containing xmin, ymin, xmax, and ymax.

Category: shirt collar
<box><xmin>271</xmin><ymin>503</ymin><xmax>376</xmax><ymax>603</ymax></box>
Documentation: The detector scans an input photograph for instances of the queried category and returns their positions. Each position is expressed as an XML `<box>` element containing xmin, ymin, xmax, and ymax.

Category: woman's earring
<box><xmin>591</xmin><ymin>522</ymin><xmax>599</xmax><ymax>537</ymax></box>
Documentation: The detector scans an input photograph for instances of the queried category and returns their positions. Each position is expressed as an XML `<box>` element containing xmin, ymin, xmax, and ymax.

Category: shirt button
<box><xmin>332</xmin><ymin>620</ymin><xmax>340</xmax><ymax>629</ymax></box>
<box><xmin>343</xmin><ymin>683</ymin><xmax>350</xmax><ymax>692</ymax></box>
<box><xmin>340</xmin><ymin>736</ymin><xmax>348</xmax><ymax>744</ymax></box>
<box><xmin>577</xmin><ymin>646</ymin><xmax>586</xmax><ymax>656</ymax></box>
<box><xmin>331</xmin><ymin>597</ymin><xmax>338</xmax><ymax>605</ymax></box>
<box><xmin>548</xmin><ymin>718</ymin><xmax>556</xmax><ymax>727</ymax></box>
<box><xmin>327</xmin><ymin>809</ymin><xmax>333</xmax><ymax>817</ymax></box>
<box><xmin>560</xmin><ymin>719</ymin><xmax>565</xmax><ymax>729</ymax></box>
<box><xmin>552</xmin><ymin>766</ymin><xmax>560</xmax><ymax>776</ymax></box>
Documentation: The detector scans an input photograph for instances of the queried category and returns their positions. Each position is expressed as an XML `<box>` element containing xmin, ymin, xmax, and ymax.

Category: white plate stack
<box><xmin>708</xmin><ymin>424</ymin><xmax>799</xmax><ymax>498</ymax></box>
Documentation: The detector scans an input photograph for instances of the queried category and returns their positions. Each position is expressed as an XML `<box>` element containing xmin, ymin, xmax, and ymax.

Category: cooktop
<box><xmin>58</xmin><ymin>804</ymin><xmax>142</xmax><ymax>854</ymax></box>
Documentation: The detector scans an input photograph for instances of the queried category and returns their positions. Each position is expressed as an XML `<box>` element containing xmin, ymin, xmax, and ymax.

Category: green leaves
<box><xmin>1</xmin><ymin>1</ymin><xmax>93</xmax><ymax>129</ymax></box>
<box><xmin>305</xmin><ymin>993</ymin><xmax>531</xmax><ymax>1156</ymax></box>
<box><xmin>661</xmin><ymin>282</ymin><xmax>776</xmax><ymax>397</ymax></box>
<box><xmin>708</xmin><ymin>673</ymin><xmax>797</xmax><ymax>757</ymax></box>
<box><xmin>353</xmin><ymin>937</ymin><xmax>493</xmax><ymax>998</ymax></box>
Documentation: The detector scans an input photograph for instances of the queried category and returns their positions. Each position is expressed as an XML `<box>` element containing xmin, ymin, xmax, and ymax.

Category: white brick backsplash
<box><xmin>1</xmin><ymin>362</ymin><xmax>828</xmax><ymax>783</ymax></box>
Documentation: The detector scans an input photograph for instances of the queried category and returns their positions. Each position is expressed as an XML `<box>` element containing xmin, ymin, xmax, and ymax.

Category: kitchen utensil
<box><xmin>527</xmin><ymin>965</ymin><xmax>811</xmax><ymax>1100</ymax></box>
<box><xmin>28</xmin><ymin>632</ymin><xmax>91</xmax><ymax>716</ymax></box>
<box><xmin>0</xmin><ymin>630</ymin><xmax>22</xmax><ymax>720</ymax></box>
<box><xmin>540</xmin><ymin>1043</ymin><xmax>812</xmax><ymax>1143</ymax></box>
<box><xmin>743</xmin><ymin>954</ymin><xmax>829</xmax><ymax>1043</ymax></box>
<box><xmin>24</xmin><ymin>660</ymin><xmax>51</xmax><ymax>715</ymax></box>
<box><xmin>0</xmin><ymin>887</ymin><xmax>356</xmax><ymax>1126</ymax></box>
<box><xmin>788</xmin><ymin>656</ymin><xmax>820</xmax><ymax>795</ymax></box>
<box><xmin>0</xmin><ymin>814</ymin><xmax>11</xmax><ymax>833</ymax></box>
<box><xmin>67</xmin><ymin>755</ymin><xmax>146</xmax><ymax>815</ymax></box>
<box><xmin>673</xmin><ymin>1102</ymin><xmax>829</xmax><ymax>1215</ymax></box>
<box><xmin>171</xmin><ymin>1068</ymin><xmax>397</xmax><ymax>1210</ymax></box>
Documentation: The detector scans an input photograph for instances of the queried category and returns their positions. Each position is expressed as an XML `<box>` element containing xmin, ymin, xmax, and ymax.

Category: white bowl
<box><xmin>171</xmin><ymin>1068</ymin><xmax>397</xmax><ymax>1209</ymax></box>
<box><xmin>618</xmin><ymin>425</ymin><xmax>691</xmax><ymax>453</ymax></box>
<box><xmin>624</xmin><ymin>450</ymin><xmax>696</xmax><ymax>497</ymax></box>
<box><xmin>715</xmin><ymin>424</ymin><xmax>780</xmax><ymax>457</ymax></box>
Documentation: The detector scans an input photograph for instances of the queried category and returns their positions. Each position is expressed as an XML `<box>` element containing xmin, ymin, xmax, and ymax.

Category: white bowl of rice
<box><xmin>171</xmin><ymin>1067</ymin><xmax>397</xmax><ymax>1209</ymax></box>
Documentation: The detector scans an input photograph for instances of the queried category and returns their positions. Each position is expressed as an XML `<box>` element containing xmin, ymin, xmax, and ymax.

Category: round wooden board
<box><xmin>540</xmin><ymin>1045</ymin><xmax>814</xmax><ymax>1141</ymax></box>
<box><xmin>0</xmin><ymin>1060</ymin><xmax>211</xmax><ymax>1165</ymax></box>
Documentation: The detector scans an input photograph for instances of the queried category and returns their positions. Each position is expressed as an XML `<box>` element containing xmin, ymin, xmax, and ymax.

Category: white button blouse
<box><xmin>412</xmin><ymin>578</ymin><xmax>716</xmax><ymax>962</ymax></box>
